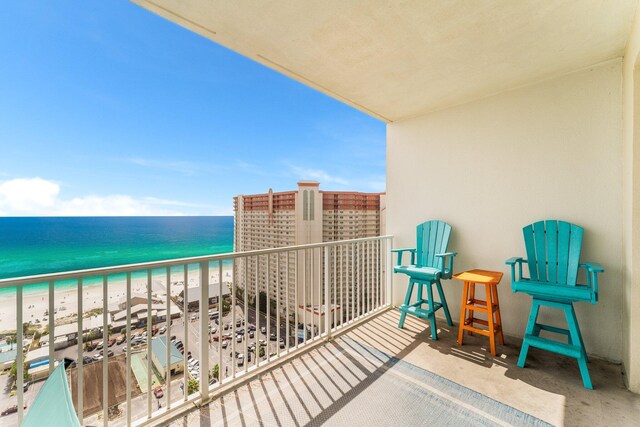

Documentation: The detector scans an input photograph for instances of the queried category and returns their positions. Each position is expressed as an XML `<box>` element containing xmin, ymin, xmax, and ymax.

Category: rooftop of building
<box><xmin>151</xmin><ymin>335</ymin><xmax>183</xmax><ymax>368</ymax></box>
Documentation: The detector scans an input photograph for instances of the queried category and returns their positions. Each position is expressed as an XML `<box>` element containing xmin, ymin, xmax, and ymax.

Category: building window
<box><xmin>310</xmin><ymin>190</ymin><xmax>315</xmax><ymax>220</ymax></box>
<box><xmin>303</xmin><ymin>190</ymin><xmax>308</xmax><ymax>220</ymax></box>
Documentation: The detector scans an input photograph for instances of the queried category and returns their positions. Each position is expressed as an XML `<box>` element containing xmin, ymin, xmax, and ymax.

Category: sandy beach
<box><xmin>0</xmin><ymin>266</ymin><xmax>234</xmax><ymax>333</ymax></box>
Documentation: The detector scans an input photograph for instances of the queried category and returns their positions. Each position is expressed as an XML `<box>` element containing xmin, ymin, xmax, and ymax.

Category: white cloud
<box><xmin>289</xmin><ymin>166</ymin><xmax>349</xmax><ymax>186</ymax></box>
<box><xmin>0</xmin><ymin>177</ymin><xmax>60</xmax><ymax>213</ymax></box>
<box><xmin>122</xmin><ymin>157</ymin><xmax>200</xmax><ymax>176</ymax></box>
<box><xmin>0</xmin><ymin>177</ymin><xmax>203</xmax><ymax>216</ymax></box>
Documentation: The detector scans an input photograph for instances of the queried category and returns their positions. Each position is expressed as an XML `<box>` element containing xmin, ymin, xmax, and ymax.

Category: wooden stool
<box><xmin>453</xmin><ymin>269</ymin><xmax>504</xmax><ymax>356</ymax></box>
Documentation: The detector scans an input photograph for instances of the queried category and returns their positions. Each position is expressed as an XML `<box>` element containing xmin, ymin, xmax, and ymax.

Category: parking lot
<box><xmin>0</xmin><ymin>301</ymin><xmax>312</xmax><ymax>426</ymax></box>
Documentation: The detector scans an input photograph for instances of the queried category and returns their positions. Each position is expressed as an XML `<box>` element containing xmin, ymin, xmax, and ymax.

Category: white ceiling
<box><xmin>133</xmin><ymin>0</ymin><xmax>638</xmax><ymax>122</ymax></box>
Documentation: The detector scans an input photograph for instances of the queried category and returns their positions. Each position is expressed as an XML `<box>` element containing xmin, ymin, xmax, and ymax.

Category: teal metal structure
<box><xmin>506</xmin><ymin>220</ymin><xmax>604</xmax><ymax>389</ymax></box>
<box><xmin>21</xmin><ymin>362</ymin><xmax>81</xmax><ymax>427</ymax></box>
<box><xmin>393</xmin><ymin>220</ymin><xmax>456</xmax><ymax>340</ymax></box>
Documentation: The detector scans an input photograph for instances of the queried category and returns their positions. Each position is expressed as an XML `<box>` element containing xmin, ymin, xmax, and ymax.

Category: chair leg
<box><xmin>518</xmin><ymin>300</ymin><xmax>541</xmax><ymax>368</ymax></box>
<box><xmin>568</xmin><ymin>304</ymin><xmax>589</xmax><ymax>363</ymax></box>
<box><xmin>398</xmin><ymin>280</ymin><xmax>415</xmax><ymax>329</ymax></box>
<box><xmin>426</xmin><ymin>281</ymin><xmax>438</xmax><ymax>340</ymax></box>
<box><xmin>435</xmin><ymin>279</ymin><xmax>453</xmax><ymax>326</ymax></box>
<box><xmin>564</xmin><ymin>304</ymin><xmax>593</xmax><ymax>389</ymax></box>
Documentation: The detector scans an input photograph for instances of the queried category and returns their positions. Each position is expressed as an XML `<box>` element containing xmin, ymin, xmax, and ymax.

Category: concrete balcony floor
<box><xmin>171</xmin><ymin>310</ymin><xmax>639</xmax><ymax>426</ymax></box>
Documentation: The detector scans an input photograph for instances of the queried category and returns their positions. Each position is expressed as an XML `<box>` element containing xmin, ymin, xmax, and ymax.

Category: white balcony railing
<box><xmin>0</xmin><ymin>235</ymin><xmax>393</xmax><ymax>426</ymax></box>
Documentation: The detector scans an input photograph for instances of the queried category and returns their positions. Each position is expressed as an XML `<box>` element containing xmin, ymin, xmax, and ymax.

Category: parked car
<box><xmin>93</xmin><ymin>354</ymin><xmax>104</xmax><ymax>362</ymax></box>
<box><xmin>170</xmin><ymin>335</ymin><xmax>177</xmax><ymax>342</ymax></box>
<box><xmin>1</xmin><ymin>404</ymin><xmax>27</xmax><ymax>416</ymax></box>
<box><xmin>279</xmin><ymin>339</ymin><xmax>285</xmax><ymax>349</ymax></box>
<box><xmin>83</xmin><ymin>356</ymin><xmax>93</xmax><ymax>365</ymax></box>
<box><xmin>107</xmin><ymin>338</ymin><xmax>116</xmax><ymax>347</ymax></box>
<box><xmin>249</xmin><ymin>331</ymin><xmax>255</xmax><ymax>339</ymax></box>
<box><xmin>179</xmin><ymin>347</ymin><xmax>185</xmax><ymax>354</ymax></box>
<box><xmin>159</xmin><ymin>326</ymin><xmax>167</xmax><ymax>334</ymax></box>
<box><xmin>237</xmin><ymin>353</ymin><xmax>244</xmax><ymax>366</ymax></box>
<box><xmin>236</xmin><ymin>320</ymin><xmax>242</xmax><ymax>327</ymax></box>
<box><xmin>96</xmin><ymin>341</ymin><xmax>104</xmax><ymax>350</ymax></box>
<box><xmin>270</xmin><ymin>333</ymin><xmax>277</xmax><ymax>341</ymax></box>
<box><xmin>153</xmin><ymin>386</ymin><xmax>163</xmax><ymax>399</ymax></box>
<box><xmin>121</xmin><ymin>346</ymin><xmax>127</xmax><ymax>353</ymax></box>
<box><xmin>116</xmin><ymin>335</ymin><xmax>126</xmax><ymax>345</ymax></box>
<box><xmin>223</xmin><ymin>324</ymin><xmax>229</xmax><ymax>330</ymax></box>
<box><xmin>260</xmin><ymin>326</ymin><xmax>266</xmax><ymax>334</ymax></box>
<box><xmin>175</xmin><ymin>341</ymin><xmax>183</xmax><ymax>349</ymax></box>
<box><xmin>212</xmin><ymin>335</ymin><xmax>220</xmax><ymax>342</ymax></box>
<box><xmin>248</xmin><ymin>324</ymin><xmax>256</xmax><ymax>331</ymax></box>
<box><xmin>188</xmin><ymin>359</ymin><xmax>199</xmax><ymax>369</ymax></box>
<box><xmin>23</xmin><ymin>382</ymin><xmax>30</xmax><ymax>392</ymax></box>
<box><xmin>236</xmin><ymin>328</ymin><xmax>245</xmax><ymax>335</ymax></box>
<box><xmin>236</xmin><ymin>335</ymin><xmax>242</xmax><ymax>343</ymax></box>
<box><xmin>107</xmin><ymin>349</ymin><xmax>114</xmax><ymax>357</ymax></box>
<box><xmin>222</xmin><ymin>340</ymin><xmax>228</xmax><ymax>349</ymax></box>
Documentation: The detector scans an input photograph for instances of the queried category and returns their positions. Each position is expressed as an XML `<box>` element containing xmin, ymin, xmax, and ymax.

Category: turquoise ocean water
<box><xmin>0</xmin><ymin>216</ymin><xmax>234</xmax><ymax>295</ymax></box>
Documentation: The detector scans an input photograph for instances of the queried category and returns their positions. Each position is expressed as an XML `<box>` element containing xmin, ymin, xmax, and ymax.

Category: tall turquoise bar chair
<box><xmin>506</xmin><ymin>220</ymin><xmax>604</xmax><ymax>389</ymax></box>
<box><xmin>393</xmin><ymin>220</ymin><xmax>457</xmax><ymax>340</ymax></box>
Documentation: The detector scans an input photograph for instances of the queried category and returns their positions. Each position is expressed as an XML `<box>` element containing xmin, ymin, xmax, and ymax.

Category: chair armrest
<box><xmin>435</xmin><ymin>252</ymin><xmax>457</xmax><ymax>258</ymax></box>
<box><xmin>579</xmin><ymin>262</ymin><xmax>604</xmax><ymax>303</ymax></box>
<box><xmin>505</xmin><ymin>257</ymin><xmax>525</xmax><ymax>284</ymax></box>
<box><xmin>435</xmin><ymin>252</ymin><xmax>457</xmax><ymax>276</ymax></box>
<box><xmin>584</xmin><ymin>262</ymin><xmax>604</xmax><ymax>273</ymax></box>
<box><xmin>391</xmin><ymin>248</ymin><xmax>416</xmax><ymax>266</ymax></box>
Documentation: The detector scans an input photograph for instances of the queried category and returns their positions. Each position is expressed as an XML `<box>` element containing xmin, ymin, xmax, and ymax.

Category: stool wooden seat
<box><xmin>453</xmin><ymin>269</ymin><xmax>504</xmax><ymax>356</ymax></box>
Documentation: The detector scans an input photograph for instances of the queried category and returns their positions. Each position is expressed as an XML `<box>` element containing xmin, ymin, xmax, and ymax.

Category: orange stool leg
<box><xmin>467</xmin><ymin>282</ymin><xmax>475</xmax><ymax>336</ymax></box>
<box><xmin>458</xmin><ymin>281</ymin><xmax>469</xmax><ymax>345</ymax></box>
<box><xmin>492</xmin><ymin>283</ymin><xmax>504</xmax><ymax>345</ymax></box>
<box><xmin>485</xmin><ymin>283</ymin><xmax>496</xmax><ymax>356</ymax></box>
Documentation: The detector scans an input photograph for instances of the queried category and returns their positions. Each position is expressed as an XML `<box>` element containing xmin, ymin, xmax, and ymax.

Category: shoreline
<box><xmin>0</xmin><ymin>265</ymin><xmax>234</xmax><ymax>334</ymax></box>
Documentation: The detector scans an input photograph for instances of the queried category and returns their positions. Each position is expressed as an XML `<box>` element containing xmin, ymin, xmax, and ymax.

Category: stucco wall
<box><xmin>387</xmin><ymin>60</ymin><xmax>623</xmax><ymax>361</ymax></box>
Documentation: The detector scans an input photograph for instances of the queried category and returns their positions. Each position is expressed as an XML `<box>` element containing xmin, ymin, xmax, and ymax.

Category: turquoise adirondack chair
<box><xmin>393</xmin><ymin>220</ymin><xmax>456</xmax><ymax>340</ymax></box>
<box><xmin>506</xmin><ymin>220</ymin><xmax>604</xmax><ymax>389</ymax></box>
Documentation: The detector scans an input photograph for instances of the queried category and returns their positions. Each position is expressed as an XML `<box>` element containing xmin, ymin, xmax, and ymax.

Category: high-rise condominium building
<box><xmin>233</xmin><ymin>181</ymin><xmax>386</xmax><ymax>318</ymax></box>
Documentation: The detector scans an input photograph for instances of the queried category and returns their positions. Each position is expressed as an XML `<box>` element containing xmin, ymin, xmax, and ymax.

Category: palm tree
<box><xmin>6</xmin><ymin>334</ymin><xmax>16</xmax><ymax>350</ymax></box>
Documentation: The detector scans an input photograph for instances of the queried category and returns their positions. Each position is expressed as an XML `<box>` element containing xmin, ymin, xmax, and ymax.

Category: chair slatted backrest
<box><xmin>523</xmin><ymin>220</ymin><xmax>583</xmax><ymax>286</ymax></box>
<box><xmin>416</xmin><ymin>220</ymin><xmax>451</xmax><ymax>269</ymax></box>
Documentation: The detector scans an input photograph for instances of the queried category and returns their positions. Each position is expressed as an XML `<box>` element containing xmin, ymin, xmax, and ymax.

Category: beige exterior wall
<box><xmin>387</xmin><ymin>61</ymin><xmax>624</xmax><ymax>361</ymax></box>
<box><xmin>623</xmin><ymin>6</ymin><xmax>640</xmax><ymax>393</ymax></box>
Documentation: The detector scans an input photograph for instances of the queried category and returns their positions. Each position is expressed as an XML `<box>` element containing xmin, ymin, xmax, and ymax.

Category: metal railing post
<box><xmin>324</xmin><ymin>246</ymin><xmax>331</xmax><ymax>340</ymax></box>
<box><xmin>199</xmin><ymin>261</ymin><xmax>209</xmax><ymax>402</ymax></box>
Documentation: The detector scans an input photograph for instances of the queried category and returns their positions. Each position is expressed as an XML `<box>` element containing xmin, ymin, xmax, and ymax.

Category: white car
<box><xmin>222</xmin><ymin>340</ymin><xmax>228</xmax><ymax>349</ymax></box>
<box><xmin>188</xmin><ymin>359</ymin><xmax>199</xmax><ymax>369</ymax></box>
<box><xmin>159</xmin><ymin>326</ymin><xmax>167</xmax><ymax>334</ymax></box>
<box><xmin>236</xmin><ymin>335</ymin><xmax>242</xmax><ymax>343</ymax></box>
<box><xmin>237</xmin><ymin>353</ymin><xmax>244</xmax><ymax>366</ymax></box>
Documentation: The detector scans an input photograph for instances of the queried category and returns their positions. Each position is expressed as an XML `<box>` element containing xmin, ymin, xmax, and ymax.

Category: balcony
<box><xmin>2</xmin><ymin>235</ymin><xmax>639</xmax><ymax>426</ymax></box>
<box><xmin>175</xmin><ymin>310</ymin><xmax>639</xmax><ymax>427</ymax></box>
<box><xmin>0</xmin><ymin>236</ymin><xmax>392</xmax><ymax>426</ymax></box>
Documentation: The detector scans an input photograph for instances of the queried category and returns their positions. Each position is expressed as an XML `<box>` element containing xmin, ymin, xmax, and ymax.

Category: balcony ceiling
<box><xmin>133</xmin><ymin>0</ymin><xmax>638</xmax><ymax>122</ymax></box>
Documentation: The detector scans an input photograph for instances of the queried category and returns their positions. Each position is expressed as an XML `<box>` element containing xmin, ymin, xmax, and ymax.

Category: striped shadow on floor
<box><xmin>308</xmin><ymin>336</ymin><xmax>553</xmax><ymax>427</ymax></box>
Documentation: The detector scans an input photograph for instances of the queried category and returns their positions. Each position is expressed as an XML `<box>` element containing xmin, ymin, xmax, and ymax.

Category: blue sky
<box><xmin>0</xmin><ymin>1</ymin><xmax>385</xmax><ymax>216</ymax></box>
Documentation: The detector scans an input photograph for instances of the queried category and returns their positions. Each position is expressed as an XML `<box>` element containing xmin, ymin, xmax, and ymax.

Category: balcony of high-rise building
<box><xmin>2</xmin><ymin>1</ymin><xmax>640</xmax><ymax>426</ymax></box>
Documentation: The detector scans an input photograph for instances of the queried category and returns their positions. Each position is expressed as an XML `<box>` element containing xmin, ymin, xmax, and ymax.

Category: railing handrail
<box><xmin>0</xmin><ymin>235</ymin><xmax>393</xmax><ymax>288</ymax></box>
